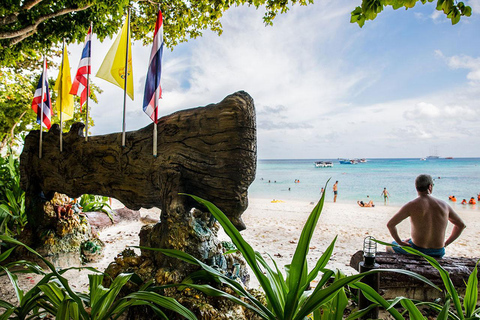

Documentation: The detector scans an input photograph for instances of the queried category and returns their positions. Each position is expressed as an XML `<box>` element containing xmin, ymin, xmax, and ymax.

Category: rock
<box><xmin>114</xmin><ymin>207</ymin><xmax>141</xmax><ymax>221</ymax></box>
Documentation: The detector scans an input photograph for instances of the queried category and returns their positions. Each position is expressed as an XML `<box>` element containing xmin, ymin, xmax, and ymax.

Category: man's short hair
<box><xmin>415</xmin><ymin>174</ymin><xmax>433</xmax><ymax>192</ymax></box>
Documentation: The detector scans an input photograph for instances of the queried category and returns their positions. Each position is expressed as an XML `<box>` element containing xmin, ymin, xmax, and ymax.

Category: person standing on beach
<box><xmin>381</xmin><ymin>187</ymin><xmax>390</xmax><ymax>204</ymax></box>
<box><xmin>333</xmin><ymin>181</ymin><xmax>338</xmax><ymax>203</ymax></box>
<box><xmin>386</xmin><ymin>174</ymin><xmax>466</xmax><ymax>258</ymax></box>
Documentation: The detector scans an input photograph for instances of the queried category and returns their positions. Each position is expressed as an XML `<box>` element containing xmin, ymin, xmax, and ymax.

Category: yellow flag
<box><xmin>54</xmin><ymin>44</ymin><xmax>74</xmax><ymax>121</ymax></box>
<box><xmin>96</xmin><ymin>18</ymin><xmax>134</xmax><ymax>100</ymax></box>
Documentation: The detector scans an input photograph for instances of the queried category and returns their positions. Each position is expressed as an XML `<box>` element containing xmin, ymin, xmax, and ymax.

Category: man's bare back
<box><xmin>387</xmin><ymin>174</ymin><xmax>465</xmax><ymax>256</ymax></box>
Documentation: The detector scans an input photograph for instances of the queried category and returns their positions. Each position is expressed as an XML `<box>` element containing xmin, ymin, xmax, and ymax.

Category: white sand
<box><xmin>1</xmin><ymin>198</ymin><xmax>478</xmax><ymax>301</ymax></box>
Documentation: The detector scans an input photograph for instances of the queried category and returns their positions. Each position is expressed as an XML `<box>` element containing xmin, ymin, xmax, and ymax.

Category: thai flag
<box><xmin>143</xmin><ymin>10</ymin><xmax>164</xmax><ymax>123</ymax></box>
<box><xmin>31</xmin><ymin>59</ymin><xmax>51</xmax><ymax>129</ymax></box>
<box><xmin>70</xmin><ymin>26</ymin><xmax>92</xmax><ymax>109</ymax></box>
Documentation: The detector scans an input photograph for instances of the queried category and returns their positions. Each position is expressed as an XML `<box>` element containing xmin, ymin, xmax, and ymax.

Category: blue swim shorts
<box><xmin>391</xmin><ymin>239</ymin><xmax>445</xmax><ymax>258</ymax></box>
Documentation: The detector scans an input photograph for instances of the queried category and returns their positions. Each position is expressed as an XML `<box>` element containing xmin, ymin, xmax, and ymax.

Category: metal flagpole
<box><xmin>122</xmin><ymin>8</ymin><xmax>131</xmax><ymax>147</ymax></box>
<box><xmin>153</xmin><ymin>5</ymin><xmax>160</xmax><ymax>157</ymax></box>
<box><xmin>60</xmin><ymin>39</ymin><xmax>65</xmax><ymax>152</ymax></box>
<box><xmin>85</xmin><ymin>22</ymin><xmax>92</xmax><ymax>142</ymax></box>
<box><xmin>39</xmin><ymin>57</ymin><xmax>46</xmax><ymax>159</ymax></box>
<box><xmin>153</xmin><ymin>114</ymin><xmax>157</xmax><ymax>156</ymax></box>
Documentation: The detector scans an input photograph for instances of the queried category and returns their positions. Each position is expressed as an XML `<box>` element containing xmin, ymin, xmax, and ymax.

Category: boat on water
<box><xmin>420</xmin><ymin>158</ymin><xmax>426</xmax><ymax>161</ymax></box>
<box><xmin>445</xmin><ymin>157</ymin><xmax>454</xmax><ymax>159</ymax></box>
<box><xmin>426</xmin><ymin>146</ymin><xmax>440</xmax><ymax>159</ymax></box>
<box><xmin>357</xmin><ymin>158</ymin><xmax>367</xmax><ymax>163</ymax></box>
<box><xmin>314</xmin><ymin>161</ymin><xmax>333</xmax><ymax>168</ymax></box>
<box><xmin>339</xmin><ymin>159</ymin><xmax>357</xmax><ymax>164</ymax></box>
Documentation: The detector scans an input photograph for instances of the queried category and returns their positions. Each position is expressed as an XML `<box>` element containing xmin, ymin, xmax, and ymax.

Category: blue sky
<box><xmin>66</xmin><ymin>0</ymin><xmax>480</xmax><ymax>159</ymax></box>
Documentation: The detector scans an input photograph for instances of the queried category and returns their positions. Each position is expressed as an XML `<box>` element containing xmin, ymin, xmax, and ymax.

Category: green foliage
<box><xmin>1</xmin><ymin>0</ymin><xmax>314</xmax><ymax>67</ymax></box>
<box><xmin>137</xmin><ymin>190</ymin><xmax>438</xmax><ymax>320</ymax></box>
<box><xmin>315</xmin><ymin>270</ymin><xmax>349</xmax><ymax>320</ymax></box>
<box><xmin>79</xmin><ymin>194</ymin><xmax>111</xmax><ymax>213</ymax></box>
<box><xmin>79</xmin><ymin>194</ymin><xmax>114</xmax><ymax>222</ymax></box>
<box><xmin>0</xmin><ymin>235</ymin><xmax>198</xmax><ymax>319</ymax></box>
<box><xmin>0</xmin><ymin>68</ymin><xmax>37</xmax><ymax>152</ymax></box>
<box><xmin>351</xmin><ymin>0</ymin><xmax>472</xmax><ymax>27</ymax></box>
<box><xmin>0</xmin><ymin>151</ymin><xmax>26</xmax><ymax>237</ymax></box>
<box><xmin>0</xmin><ymin>67</ymin><xmax>100</xmax><ymax>153</ymax></box>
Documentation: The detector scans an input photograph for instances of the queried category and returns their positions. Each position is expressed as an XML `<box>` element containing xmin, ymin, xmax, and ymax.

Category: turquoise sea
<box><xmin>248</xmin><ymin>158</ymin><xmax>480</xmax><ymax>208</ymax></box>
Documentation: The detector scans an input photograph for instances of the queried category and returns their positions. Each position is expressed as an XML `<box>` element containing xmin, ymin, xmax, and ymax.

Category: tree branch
<box><xmin>9</xmin><ymin>110</ymin><xmax>27</xmax><ymax>148</ymax></box>
<box><xmin>0</xmin><ymin>0</ymin><xmax>43</xmax><ymax>28</ymax></box>
<box><xmin>0</xmin><ymin>4</ymin><xmax>92</xmax><ymax>40</ymax></box>
<box><xmin>9</xmin><ymin>30</ymin><xmax>36</xmax><ymax>46</ymax></box>
<box><xmin>23</xmin><ymin>0</ymin><xmax>43</xmax><ymax>10</ymax></box>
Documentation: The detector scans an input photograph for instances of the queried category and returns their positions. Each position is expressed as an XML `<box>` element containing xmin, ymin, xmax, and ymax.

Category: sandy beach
<box><xmin>1</xmin><ymin>197</ymin><xmax>478</xmax><ymax>303</ymax></box>
<box><xmin>239</xmin><ymin>198</ymin><xmax>478</xmax><ymax>287</ymax></box>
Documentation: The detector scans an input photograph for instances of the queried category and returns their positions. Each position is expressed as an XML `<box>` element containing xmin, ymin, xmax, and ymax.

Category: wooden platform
<box><xmin>350</xmin><ymin>251</ymin><xmax>479</xmax><ymax>300</ymax></box>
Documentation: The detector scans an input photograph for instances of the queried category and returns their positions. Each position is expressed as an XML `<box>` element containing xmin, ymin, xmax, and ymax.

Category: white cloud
<box><xmin>61</xmin><ymin>0</ymin><xmax>480</xmax><ymax>158</ymax></box>
<box><xmin>404</xmin><ymin>102</ymin><xmax>441</xmax><ymax>119</ymax></box>
<box><xmin>467</xmin><ymin>0</ymin><xmax>480</xmax><ymax>13</ymax></box>
<box><xmin>430</xmin><ymin>10</ymin><xmax>443</xmax><ymax>22</ymax></box>
<box><xmin>435</xmin><ymin>50</ymin><xmax>480</xmax><ymax>83</ymax></box>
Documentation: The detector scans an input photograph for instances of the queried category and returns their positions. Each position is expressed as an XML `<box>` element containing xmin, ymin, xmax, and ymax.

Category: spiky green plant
<box><xmin>0</xmin><ymin>235</ymin><xmax>197</xmax><ymax>319</ymax></box>
<box><xmin>79</xmin><ymin>194</ymin><xmax>114</xmax><ymax>222</ymax></box>
<box><xmin>0</xmin><ymin>151</ymin><xmax>27</xmax><ymax>237</ymax></box>
<box><xmin>137</xmin><ymin>189</ymin><xmax>437</xmax><ymax>320</ymax></box>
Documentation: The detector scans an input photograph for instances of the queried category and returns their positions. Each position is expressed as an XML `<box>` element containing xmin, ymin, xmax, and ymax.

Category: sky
<box><xmin>64</xmin><ymin>0</ymin><xmax>480</xmax><ymax>159</ymax></box>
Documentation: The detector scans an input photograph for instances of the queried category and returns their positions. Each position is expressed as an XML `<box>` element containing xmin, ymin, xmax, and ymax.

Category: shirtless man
<box><xmin>381</xmin><ymin>187</ymin><xmax>390</xmax><ymax>204</ymax></box>
<box><xmin>333</xmin><ymin>181</ymin><xmax>338</xmax><ymax>203</ymax></box>
<box><xmin>386</xmin><ymin>174</ymin><xmax>466</xmax><ymax>258</ymax></box>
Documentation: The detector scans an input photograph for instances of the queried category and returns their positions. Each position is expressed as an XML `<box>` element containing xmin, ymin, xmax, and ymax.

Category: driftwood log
<box><xmin>20</xmin><ymin>91</ymin><xmax>256</xmax><ymax>231</ymax></box>
<box><xmin>350</xmin><ymin>251</ymin><xmax>480</xmax><ymax>300</ymax></box>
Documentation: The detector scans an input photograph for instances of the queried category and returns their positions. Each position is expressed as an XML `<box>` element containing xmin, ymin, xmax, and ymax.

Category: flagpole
<box><xmin>39</xmin><ymin>57</ymin><xmax>46</xmax><ymax>159</ymax></box>
<box><xmin>60</xmin><ymin>39</ymin><xmax>65</xmax><ymax>152</ymax></box>
<box><xmin>122</xmin><ymin>8</ymin><xmax>131</xmax><ymax>147</ymax></box>
<box><xmin>153</xmin><ymin>5</ymin><xmax>160</xmax><ymax>157</ymax></box>
<box><xmin>85</xmin><ymin>22</ymin><xmax>92</xmax><ymax>142</ymax></box>
<box><xmin>153</xmin><ymin>99</ymin><xmax>158</xmax><ymax>156</ymax></box>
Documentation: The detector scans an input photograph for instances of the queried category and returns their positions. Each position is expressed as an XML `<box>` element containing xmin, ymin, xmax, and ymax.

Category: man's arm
<box><xmin>387</xmin><ymin>205</ymin><xmax>411</xmax><ymax>246</ymax></box>
<box><xmin>444</xmin><ymin>207</ymin><xmax>466</xmax><ymax>247</ymax></box>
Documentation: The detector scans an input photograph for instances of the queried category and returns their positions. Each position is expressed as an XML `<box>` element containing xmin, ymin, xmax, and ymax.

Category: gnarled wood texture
<box><xmin>350</xmin><ymin>250</ymin><xmax>480</xmax><ymax>300</ymax></box>
<box><xmin>20</xmin><ymin>91</ymin><xmax>256</xmax><ymax>231</ymax></box>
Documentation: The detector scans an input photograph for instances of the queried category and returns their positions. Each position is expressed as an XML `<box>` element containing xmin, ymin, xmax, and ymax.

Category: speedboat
<box><xmin>339</xmin><ymin>159</ymin><xmax>357</xmax><ymax>164</ymax></box>
<box><xmin>315</xmin><ymin>161</ymin><xmax>333</xmax><ymax>168</ymax></box>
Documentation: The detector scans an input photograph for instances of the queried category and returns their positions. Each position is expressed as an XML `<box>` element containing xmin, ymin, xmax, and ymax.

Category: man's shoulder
<box><xmin>428</xmin><ymin>195</ymin><xmax>448</xmax><ymax>205</ymax></box>
<box><xmin>404</xmin><ymin>197</ymin><xmax>422</xmax><ymax>206</ymax></box>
